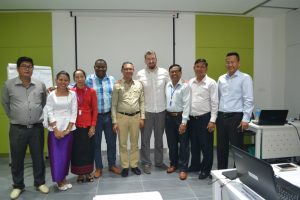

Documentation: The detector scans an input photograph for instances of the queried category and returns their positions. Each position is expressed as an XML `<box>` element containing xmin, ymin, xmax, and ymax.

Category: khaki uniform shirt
<box><xmin>111</xmin><ymin>79</ymin><xmax>145</xmax><ymax>124</ymax></box>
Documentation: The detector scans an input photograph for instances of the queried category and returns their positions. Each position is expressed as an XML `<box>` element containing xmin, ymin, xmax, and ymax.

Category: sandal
<box><xmin>77</xmin><ymin>175</ymin><xmax>84</xmax><ymax>183</ymax></box>
<box><xmin>86</xmin><ymin>174</ymin><xmax>94</xmax><ymax>182</ymax></box>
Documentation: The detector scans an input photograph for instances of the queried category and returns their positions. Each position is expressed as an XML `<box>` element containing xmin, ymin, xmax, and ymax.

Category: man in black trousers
<box><xmin>216</xmin><ymin>52</ymin><xmax>254</xmax><ymax>169</ymax></box>
<box><xmin>187</xmin><ymin>59</ymin><xmax>218</xmax><ymax>179</ymax></box>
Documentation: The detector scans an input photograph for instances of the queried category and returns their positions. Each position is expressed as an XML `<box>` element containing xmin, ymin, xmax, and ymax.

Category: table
<box><xmin>211</xmin><ymin>165</ymin><xmax>300</xmax><ymax>200</ymax></box>
<box><xmin>248</xmin><ymin>121</ymin><xmax>300</xmax><ymax>159</ymax></box>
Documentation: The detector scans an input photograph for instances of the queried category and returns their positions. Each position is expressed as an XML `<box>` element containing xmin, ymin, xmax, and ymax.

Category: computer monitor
<box><xmin>231</xmin><ymin>145</ymin><xmax>279</xmax><ymax>200</ymax></box>
<box><xmin>256</xmin><ymin>110</ymin><xmax>288</xmax><ymax>125</ymax></box>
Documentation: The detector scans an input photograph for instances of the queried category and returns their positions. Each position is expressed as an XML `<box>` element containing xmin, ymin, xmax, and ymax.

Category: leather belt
<box><xmin>189</xmin><ymin>112</ymin><xmax>210</xmax><ymax>120</ymax></box>
<box><xmin>118</xmin><ymin>111</ymin><xmax>140</xmax><ymax>116</ymax></box>
<box><xmin>12</xmin><ymin>123</ymin><xmax>41</xmax><ymax>129</ymax></box>
<box><xmin>167</xmin><ymin>111</ymin><xmax>183</xmax><ymax>117</ymax></box>
<box><xmin>218</xmin><ymin>111</ymin><xmax>242</xmax><ymax>118</ymax></box>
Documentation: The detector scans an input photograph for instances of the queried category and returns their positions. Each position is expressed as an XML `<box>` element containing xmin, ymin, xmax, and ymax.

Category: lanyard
<box><xmin>169</xmin><ymin>84</ymin><xmax>180</xmax><ymax>106</ymax></box>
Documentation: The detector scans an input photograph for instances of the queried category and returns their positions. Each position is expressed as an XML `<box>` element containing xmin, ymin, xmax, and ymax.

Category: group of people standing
<box><xmin>2</xmin><ymin>50</ymin><xmax>253</xmax><ymax>199</ymax></box>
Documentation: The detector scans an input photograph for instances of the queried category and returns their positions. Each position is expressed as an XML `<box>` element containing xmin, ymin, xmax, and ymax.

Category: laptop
<box><xmin>223</xmin><ymin>145</ymin><xmax>280</xmax><ymax>200</ymax></box>
<box><xmin>254</xmin><ymin>110</ymin><xmax>288</xmax><ymax>125</ymax></box>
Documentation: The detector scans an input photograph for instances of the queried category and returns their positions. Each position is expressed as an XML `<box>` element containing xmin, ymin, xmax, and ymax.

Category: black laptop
<box><xmin>223</xmin><ymin>145</ymin><xmax>279</xmax><ymax>200</ymax></box>
<box><xmin>254</xmin><ymin>110</ymin><xmax>288</xmax><ymax>125</ymax></box>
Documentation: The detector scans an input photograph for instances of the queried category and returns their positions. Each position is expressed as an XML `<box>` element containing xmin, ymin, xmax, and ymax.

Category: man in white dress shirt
<box><xmin>187</xmin><ymin>59</ymin><xmax>218</xmax><ymax>179</ymax></box>
<box><xmin>136</xmin><ymin>50</ymin><xmax>169</xmax><ymax>174</ymax></box>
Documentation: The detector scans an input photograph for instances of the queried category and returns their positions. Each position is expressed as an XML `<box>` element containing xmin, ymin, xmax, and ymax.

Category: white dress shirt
<box><xmin>189</xmin><ymin>75</ymin><xmax>218</xmax><ymax>123</ymax></box>
<box><xmin>217</xmin><ymin>70</ymin><xmax>254</xmax><ymax>122</ymax></box>
<box><xmin>136</xmin><ymin>66</ymin><xmax>169</xmax><ymax>113</ymax></box>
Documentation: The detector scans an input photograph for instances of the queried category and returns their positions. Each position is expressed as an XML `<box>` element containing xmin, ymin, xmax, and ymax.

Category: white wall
<box><xmin>253</xmin><ymin>15</ymin><xmax>286</xmax><ymax>112</ymax></box>
<box><xmin>285</xmin><ymin>9</ymin><xmax>300</xmax><ymax>119</ymax></box>
<box><xmin>52</xmin><ymin>11</ymin><xmax>75</xmax><ymax>78</ymax></box>
<box><xmin>76</xmin><ymin>14</ymin><xmax>173</xmax><ymax>78</ymax></box>
<box><xmin>175</xmin><ymin>13</ymin><xmax>196</xmax><ymax>79</ymax></box>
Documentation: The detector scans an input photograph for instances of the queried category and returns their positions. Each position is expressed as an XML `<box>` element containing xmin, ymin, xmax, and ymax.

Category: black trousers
<box><xmin>9</xmin><ymin>123</ymin><xmax>46</xmax><ymax>189</ymax></box>
<box><xmin>188</xmin><ymin>112</ymin><xmax>213</xmax><ymax>173</ymax></box>
<box><xmin>216</xmin><ymin>112</ymin><xmax>243</xmax><ymax>169</ymax></box>
<box><xmin>165</xmin><ymin>114</ymin><xmax>189</xmax><ymax>172</ymax></box>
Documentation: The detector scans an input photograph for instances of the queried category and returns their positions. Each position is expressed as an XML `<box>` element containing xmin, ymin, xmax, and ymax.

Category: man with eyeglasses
<box><xmin>2</xmin><ymin>56</ymin><xmax>49</xmax><ymax>199</ymax></box>
<box><xmin>86</xmin><ymin>59</ymin><xmax>121</xmax><ymax>178</ymax></box>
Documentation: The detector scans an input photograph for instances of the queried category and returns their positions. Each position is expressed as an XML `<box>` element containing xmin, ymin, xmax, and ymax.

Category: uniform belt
<box><xmin>167</xmin><ymin>111</ymin><xmax>183</xmax><ymax>117</ymax></box>
<box><xmin>118</xmin><ymin>111</ymin><xmax>140</xmax><ymax>116</ymax></box>
<box><xmin>218</xmin><ymin>112</ymin><xmax>242</xmax><ymax>118</ymax></box>
<box><xmin>12</xmin><ymin>123</ymin><xmax>41</xmax><ymax>129</ymax></box>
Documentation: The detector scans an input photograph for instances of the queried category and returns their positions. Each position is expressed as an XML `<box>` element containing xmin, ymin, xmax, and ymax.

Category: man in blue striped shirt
<box><xmin>86</xmin><ymin>59</ymin><xmax>121</xmax><ymax>178</ymax></box>
<box><xmin>216</xmin><ymin>52</ymin><xmax>254</xmax><ymax>170</ymax></box>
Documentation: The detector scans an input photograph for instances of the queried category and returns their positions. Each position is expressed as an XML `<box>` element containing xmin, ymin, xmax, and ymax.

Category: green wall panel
<box><xmin>195</xmin><ymin>15</ymin><xmax>254</xmax><ymax>146</ymax></box>
<box><xmin>196</xmin><ymin>15</ymin><xmax>254</xmax><ymax>48</ymax></box>
<box><xmin>0</xmin><ymin>12</ymin><xmax>52</xmax><ymax>154</ymax></box>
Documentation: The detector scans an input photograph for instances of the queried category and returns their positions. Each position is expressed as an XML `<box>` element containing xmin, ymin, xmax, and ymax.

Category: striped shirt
<box><xmin>86</xmin><ymin>74</ymin><xmax>115</xmax><ymax>113</ymax></box>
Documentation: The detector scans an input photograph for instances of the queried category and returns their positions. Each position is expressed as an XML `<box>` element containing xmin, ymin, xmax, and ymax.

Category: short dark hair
<box><xmin>56</xmin><ymin>70</ymin><xmax>70</xmax><ymax>81</ymax></box>
<box><xmin>194</xmin><ymin>58</ymin><xmax>208</xmax><ymax>67</ymax></box>
<box><xmin>226</xmin><ymin>52</ymin><xmax>240</xmax><ymax>61</ymax></box>
<box><xmin>95</xmin><ymin>59</ymin><xmax>107</xmax><ymax>65</ymax></box>
<box><xmin>169</xmin><ymin>64</ymin><xmax>182</xmax><ymax>72</ymax></box>
<box><xmin>121</xmin><ymin>61</ymin><xmax>134</xmax><ymax>69</ymax></box>
<box><xmin>73</xmin><ymin>69</ymin><xmax>86</xmax><ymax>80</ymax></box>
<box><xmin>16</xmin><ymin>56</ymin><xmax>34</xmax><ymax>67</ymax></box>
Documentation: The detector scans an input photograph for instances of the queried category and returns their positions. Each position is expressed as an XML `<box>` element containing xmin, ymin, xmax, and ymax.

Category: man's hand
<box><xmin>112</xmin><ymin>123</ymin><xmax>119</xmax><ymax>134</ymax></box>
<box><xmin>179</xmin><ymin>123</ymin><xmax>186</xmax><ymax>134</ymax></box>
<box><xmin>139</xmin><ymin>119</ymin><xmax>145</xmax><ymax>129</ymax></box>
<box><xmin>207</xmin><ymin>122</ymin><xmax>215</xmax><ymax>133</ymax></box>
<box><xmin>238</xmin><ymin>121</ymin><xmax>249</xmax><ymax>132</ymax></box>
<box><xmin>47</xmin><ymin>86</ymin><xmax>56</xmax><ymax>94</ymax></box>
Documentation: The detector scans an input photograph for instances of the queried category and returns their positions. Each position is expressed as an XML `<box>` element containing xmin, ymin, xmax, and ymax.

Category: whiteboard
<box><xmin>7</xmin><ymin>63</ymin><xmax>54</xmax><ymax>88</ymax></box>
<box><xmin>76</xmin><ymin>15</ymin><xmax>173</xmax><ymax>79</ymax></box>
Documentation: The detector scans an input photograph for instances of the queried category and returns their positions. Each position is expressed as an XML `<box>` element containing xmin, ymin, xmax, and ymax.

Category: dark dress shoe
<box><xmin>179</xmin><ymin>171</ymin><xmax>188</xmax><ymax>180</ymax></box>
<box><xmin>121</xmin><ymin>168</ymin><xmax>129</xmax><ymax>177</ymax></box>
<box><xmin>198</xmin><ymin>172</ymin><xmax>210</xmax><ymax>180</ymax></box>
<box><xmin>167</xmin><ymin>166</ymin><xmax>176</xmax><ymax>173</ymax></box>
<box><xmin>131</xmin><ymin>167</ymin><xmax>141</xmax><ymax>175</ymax></box>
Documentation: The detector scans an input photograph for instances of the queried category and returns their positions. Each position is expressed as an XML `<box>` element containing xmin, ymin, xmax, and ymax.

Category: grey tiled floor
<box><xmin>0</xmin><ymin>149</ymin><xmax>234</xmax><ymax>200</ymax></box>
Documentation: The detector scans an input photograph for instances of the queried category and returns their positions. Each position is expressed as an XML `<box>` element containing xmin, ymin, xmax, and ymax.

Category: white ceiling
<box><xmin>0</xmin><ymin>0</ymin><xmax>299</xmax><ymax>17</ymax></box>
